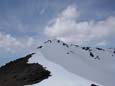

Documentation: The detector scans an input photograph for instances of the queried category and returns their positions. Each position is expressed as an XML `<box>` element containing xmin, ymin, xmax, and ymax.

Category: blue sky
<box><xmin>0</xmin><ymin>0</ymin><xmax>115</xmax><ymax>37</ymax></box>
<box><xmin>0</xmin><ymin>0</ymin><xmax>115</xmax><ymax>65</ymax></box>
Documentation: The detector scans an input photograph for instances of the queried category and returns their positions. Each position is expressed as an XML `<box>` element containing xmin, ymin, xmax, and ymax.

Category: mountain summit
<box><xmin>36</xmin><ymin>39</ymin><xmax>115</xmax><ymax>86</ymax></box>
<box><xmin>0</xmin><ymin>39</ymin><xmax>114</xmax><ymax>86</ymax></box>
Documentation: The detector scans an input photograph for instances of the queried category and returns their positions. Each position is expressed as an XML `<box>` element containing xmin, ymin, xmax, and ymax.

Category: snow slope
<box><xmin>27</xmin><ymin>50</ymin><xmax>101</xmax><ymax>86</ymax></box>
<box><xmin>27</xmin><ymin>39</ymin><xmax>115</xmax><ymax>86</ymax></box>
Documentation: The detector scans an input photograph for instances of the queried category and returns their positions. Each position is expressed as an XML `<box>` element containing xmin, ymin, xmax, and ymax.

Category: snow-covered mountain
<box><xmin>30</xmin><ymin>39</ymin><xmax>114</xmax><ymax>86</ymax></box>
<box><xmin>27</xmin><ymin>50</ymin><xmax>100</xmax><ymax>86</ymax></box>
<box><xmin>0</xmin><ymin>39</ymin><xmax>115</xmax><ymax>86</ymax></box>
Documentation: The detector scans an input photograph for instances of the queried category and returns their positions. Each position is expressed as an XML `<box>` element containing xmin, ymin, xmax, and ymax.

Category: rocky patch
<box><xmin>0</xmin><ymin>53</ymin><xmax>51</xmax><ymax>86</ymax></box>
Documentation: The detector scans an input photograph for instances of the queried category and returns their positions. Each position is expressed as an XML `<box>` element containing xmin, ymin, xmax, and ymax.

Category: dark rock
<box><xmin>37</xmin><ymin>46</ymin><xmax>43</xmax><ymax>49</ymax></box>
<box><xmin>91</xmin><ymin>84</ymin><xmax>98</xmax><ymax>86</ymax></box>
<box><xmin>63</xmin><ymin>43</ymin><xmax>69</xmax><ymax>48</ymax></box>
<box><xmin>66</xmin><ymin>52</ymin><xmax>70</xmax><ymax>54</ymax></box>
<box><xmin>75</xmin><ymin>45</ymin><xmax>79</xmax><ymax>47</ymax></box>
<box><xmin>57</xmin><ymin>40</ymin><xmax>60</xmax><ymax>43</ymax></box>
<box><xmin>0</xmin><ymin>53</ymin><xmax>51</xmax><ymax>86</ymax></box>
<box><xmin>90</xmin><ymin>52</ymin><xmax>94</xmax><ymax>57</ymax></box>
<box><xmin>44</xmin><ymin>40</ymin><xmax>52</xmax><ymax>43</ymax></box>
<box><xmin>96</xmin><ymin>48</ymin><xmax>104</xmax><ymax>51</ymax></box>
<box><xmin>113</xmin><ymin>50</ymin><xmax>115</xmax><ymax>54</ymax></box>
<box><xmin>82</xmin><ymin>47</ymin><xmax>91</xmax><ymax>51</ymax></box>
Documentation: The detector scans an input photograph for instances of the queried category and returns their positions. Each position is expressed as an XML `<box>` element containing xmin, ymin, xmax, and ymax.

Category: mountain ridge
<box><xmin>0</xmin><ymin>39</ymin><xmax>114</xmax><ymax>86</ymax></box>
<box><xmin>35</xmin><ymin>39</ymin><xmax>115</xmax><ymax>86</ymax></box>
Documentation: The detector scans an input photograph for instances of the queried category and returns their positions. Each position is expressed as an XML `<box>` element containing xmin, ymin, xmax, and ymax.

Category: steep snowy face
<box><xmin>27</xmin><ymin>50</ymin><xmax>101</xmax><ymax>86</ymax></box>
<box><xmin>36</xmin><ymin>39</ymin><xmax>115</xmax><ymax>86</ymax></box>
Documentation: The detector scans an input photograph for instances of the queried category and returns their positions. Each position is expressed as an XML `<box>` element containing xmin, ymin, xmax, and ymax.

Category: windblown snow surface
<box><xmin>26</xmin><ymin>39</ymin><xmax>115</xmax><ymax>86</ymax></box>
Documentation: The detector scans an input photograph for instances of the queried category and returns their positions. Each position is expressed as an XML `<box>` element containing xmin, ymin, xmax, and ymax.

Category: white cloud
<box><xmin>44</xmin><ymin>5</ymin><xmax>115</xmax><ymax>47</ymax></box>
<box><xmin>0</xmin><ymin>32</ymin><xmax>38</xmax><ymax>53</ymax></box>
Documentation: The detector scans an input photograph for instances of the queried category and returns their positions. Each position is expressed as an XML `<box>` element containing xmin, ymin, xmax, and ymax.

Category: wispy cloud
<box><xmin>0</xmin><ymin>32</ymin><xmax>40</xmax><ymax>53</ymax></box>
<box><xmin>40</xmin><ymin>8</ymin><xmax>46</xmax><ymax>15</ymax></box>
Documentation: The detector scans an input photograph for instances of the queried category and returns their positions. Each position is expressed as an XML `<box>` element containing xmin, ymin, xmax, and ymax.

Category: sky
<box><xmin>0</xmin><ymin>0</ymin><xmax>115</xmax><ymax>64</ymax></box>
